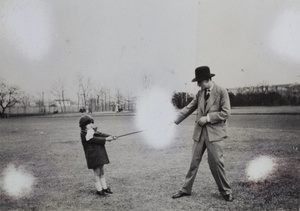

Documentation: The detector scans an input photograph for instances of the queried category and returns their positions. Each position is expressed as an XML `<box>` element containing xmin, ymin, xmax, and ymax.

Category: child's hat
<box><xmin>79</xmin><ymin>114</ymin><xmax>94</xmax><ymax>128</ymax></box>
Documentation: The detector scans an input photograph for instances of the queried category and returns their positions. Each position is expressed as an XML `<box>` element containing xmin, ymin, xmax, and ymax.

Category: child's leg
<box><xmin>99</xmin><ymin>165</ymin><xmax>113</xmax><ymax>194</ymax></box>
<box><xmin>93</xmin><ymin>167</ymin><xmax>102</xmax><ymax>191</ymax></box>
<box><xmin>99</xmin><ymin>165</ymin><xmax>107</xmax><ymax>189</ymax></box>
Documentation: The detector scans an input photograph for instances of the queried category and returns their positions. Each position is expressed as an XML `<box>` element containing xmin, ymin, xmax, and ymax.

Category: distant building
<box><xmin>53</xmin><ymin>99</ymin><xmax>71</xmax><ymax>107</ymax></box>
<box><xmin>286</xmin><ymin>83</ymin><xmax>300</xmax><ymax>99</ymax></box>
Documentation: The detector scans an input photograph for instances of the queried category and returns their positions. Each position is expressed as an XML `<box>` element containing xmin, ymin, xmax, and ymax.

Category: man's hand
<box><xmin>198</xmin><ymin>117</ymin><xmax>208</xmax><ymax>126</ymax></box>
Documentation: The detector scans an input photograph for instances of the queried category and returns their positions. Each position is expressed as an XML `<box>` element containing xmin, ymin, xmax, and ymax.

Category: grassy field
<box><xmin>0</xmin><ymin>113</ymin><xmax>299</xmax><ymax>211</ymax></box>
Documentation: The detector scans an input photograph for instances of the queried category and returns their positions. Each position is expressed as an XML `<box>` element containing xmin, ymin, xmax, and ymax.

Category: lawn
<box><xmin>0</xmin><ymin>113</ymin><xmax>299</xmax><ymax>210</ymax></box>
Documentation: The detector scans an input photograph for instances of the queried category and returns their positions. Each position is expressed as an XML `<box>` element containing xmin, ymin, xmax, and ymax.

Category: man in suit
<box><xmin>172</xmin><ymin>66</ymin><xmax>234</xmax><ymax>202</ymax></box>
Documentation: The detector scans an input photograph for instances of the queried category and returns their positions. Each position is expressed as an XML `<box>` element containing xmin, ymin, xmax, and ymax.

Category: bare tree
<box><xmin>104</xmin><ymin>88</ymin><xmax>110</xmax><ymax>111</ymax></box>
<box><xmin>115</xmin><ymin>88</ymin><xmax>123</xmax><ymax>104</ymax></box>
<box><xmin>51</xmin><ymin>79</ymin><xmax>67</xmax><ymax>113</ymax></box>
<box><xmin>112</xmin><ymin>88</ymin><xmax>123</xmax><ymax>112</ymax></box>
<box><xmin>256</xmin><ymin>81</ymin><xmax>270</xmax><ymax>94</ymax></box>
<box><xmin>93</xmin><ymin>85</ymin><xmax>101</xmax><ymax>112</ymax></box>
<box><xmin>20</xmin><ymin>94</ymin><xmax>32</xmax><ymax>114</ymax></box>
<box><xmin>101</xmin><ymin>87</ymin><xmax>110</xmax><ymax>111</ymax></box>
<box><xmin>77</xmin><ymin>73</ymin><xmax>92</xmax><ymax>108</ymax></box>
<box><xmin>0</xmin><ymin>81</ymin><xmax>23</xmax><ymax>118</ymax></box>
<box><xmin>35</xmin><ymin>92</ymin><xmax>46</xmax><ymax>114</ymax></box>
<box><xmin>236</xmin><ymin>86</ymin><xmax>247</xmax><ymax>95</ymax></box>
<box><xmin>94</xmin><ymin>85</ymin><xmax>104</xmax><ymax>112</ymax></box>
<box><xmin>73</xmin><ymin>76</ymin><xmax>81</xmax><ymax>110</ymax></box>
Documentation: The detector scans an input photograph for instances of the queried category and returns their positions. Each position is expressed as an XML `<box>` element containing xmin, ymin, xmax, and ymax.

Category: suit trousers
<box><xmin>180</xmin><ymin>127</ymin><xmax>232</xmax><ymax>196</ymax></box>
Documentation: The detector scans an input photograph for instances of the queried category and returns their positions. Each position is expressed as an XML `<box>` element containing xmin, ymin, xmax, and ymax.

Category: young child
<box><xmin>79</xmin><ymin>114</ymin><xmax>117</xmax><ymax>196</ymax></box>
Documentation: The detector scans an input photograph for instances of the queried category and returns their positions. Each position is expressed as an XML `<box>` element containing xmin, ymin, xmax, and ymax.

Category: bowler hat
<box><xmin>191</xmin><ymin>66</ymin><xmax>215</xmax><ymax>82</ymax></box>
<box><xmin>79</xmin><ymin>114</ymin><xmax>94</xmax><ymax>128</ymax></box>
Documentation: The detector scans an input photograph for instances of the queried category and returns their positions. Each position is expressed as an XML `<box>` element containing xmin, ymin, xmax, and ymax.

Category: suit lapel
<box><xmin>205</xmin><ymin>85</ymin><xmax>218</xmax><ymax>113</ymax></box>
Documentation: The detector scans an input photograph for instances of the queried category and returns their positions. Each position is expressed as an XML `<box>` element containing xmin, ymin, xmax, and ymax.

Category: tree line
<box><xmin>228</xmin><ymin>83</ymin><xmax>299</xmax><ymax>106</ymax></box>
<box><xmin>0</xmin><ymin>73</ymin><xmax>134</xmax><ymax>118</ymax></box>
<box><xmin>1</xmin><ymin>77</ymin><xmax>299</xmax><ymax>118</ymax></box>
<box><xmin>171</xmin><ymin>83</ymin><xmax>300</xmax><ymax>109</ymax></box>
<box><xmin>228</xmin><ymin>92</ymin><xmax>298</xmax><ymax>106</ymax></box>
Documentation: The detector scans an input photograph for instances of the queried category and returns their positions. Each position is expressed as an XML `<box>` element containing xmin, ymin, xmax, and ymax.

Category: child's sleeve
<box><xmin>88</xmin><ymin>136</ymin><xmax>107</xmax><ymax>145</ymax></box>
<box><xmin>94</xmin><ymin>130</ymin><xmax>110</xmax><ymax>137</ymax></box>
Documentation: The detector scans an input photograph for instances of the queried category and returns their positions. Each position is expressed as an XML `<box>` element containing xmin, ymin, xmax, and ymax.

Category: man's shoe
<box><xmin>96</xmin><ymin>190</ymin><xmax>107</xmax><ymax>196</ymax></box>
<box><xmin>172</xmin><ymin>191</ymin><xmax>191</xmax><ymax>199</ymax></box>
<box><xmin>223</xmin><ymin>194</ymin><xmax>234</xmax><ymax>202</ymax></box>
<box><xmin>103</xmin><ymin>188</ymin><xmax>113</xmax><ymax>194</ymax></box>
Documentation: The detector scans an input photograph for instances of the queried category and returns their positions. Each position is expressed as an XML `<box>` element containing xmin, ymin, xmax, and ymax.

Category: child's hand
<box><xmin>113</xmin><ymin>136</ymin><xmax>118</xmax><ymax>140</ymax></box>
<box><xmin>106</xmin><ymin>136</ymin><xmax>114</xmax><ymax>142</ymax></box>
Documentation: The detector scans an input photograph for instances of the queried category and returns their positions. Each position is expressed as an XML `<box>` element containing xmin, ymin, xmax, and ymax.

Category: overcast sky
<box><xmin>0</xmin><ymin>0</ymin><xmax>299</xmax><ymax>100</ymax></box>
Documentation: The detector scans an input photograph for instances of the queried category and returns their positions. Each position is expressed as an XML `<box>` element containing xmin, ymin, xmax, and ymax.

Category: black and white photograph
<box><xmin>0</xmin><ymin>0</ymin><xmax>299</xmax><ymax>210</ymax></box>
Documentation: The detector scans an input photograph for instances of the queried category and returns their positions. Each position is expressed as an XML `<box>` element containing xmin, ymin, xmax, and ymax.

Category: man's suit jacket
<box><xmin>174</xmin><ymin>83</ymin><xmax>231</xmax><ymax>142</ymax></box>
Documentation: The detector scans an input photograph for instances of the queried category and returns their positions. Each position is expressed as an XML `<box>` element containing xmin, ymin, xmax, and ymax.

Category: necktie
<box><xmin>205</xmin><ymin>89</ymin><xmax>210</xmax><ymax>101</ymax></box>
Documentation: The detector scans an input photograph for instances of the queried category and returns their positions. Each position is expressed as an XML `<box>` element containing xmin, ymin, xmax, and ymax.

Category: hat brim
<box><xmin>191</xmin><ymin>74</ymin><xmax>215</xmax><ymax>82</ymax></box>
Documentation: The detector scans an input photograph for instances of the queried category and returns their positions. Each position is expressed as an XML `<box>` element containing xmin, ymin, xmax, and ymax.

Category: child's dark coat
<box><xmin>80</xmin><ymin>130</ymin><xmax>110</xmax><ymax>169</ymax></box>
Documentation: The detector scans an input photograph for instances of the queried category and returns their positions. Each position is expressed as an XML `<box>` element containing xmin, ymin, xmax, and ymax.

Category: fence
<box><xmin>4</xmin><ymin>102</ymin><xmax>136</xmax><ymax>116</ymax></box>
<box><xmin>6</xmin><ymin>105</ymin><xmax>81</xmax><ymax>115</ymax></box>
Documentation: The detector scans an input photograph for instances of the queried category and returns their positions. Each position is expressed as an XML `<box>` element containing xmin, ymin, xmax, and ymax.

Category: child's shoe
<box><xmin>96</xmin><ymin>190</ymin><xmax>107</xmax><ymax>196</ymax></box>
<box><xmin>103</xmin><ymin>188</ymin><xmax>113</xmax><ymax>194</ymax></box>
